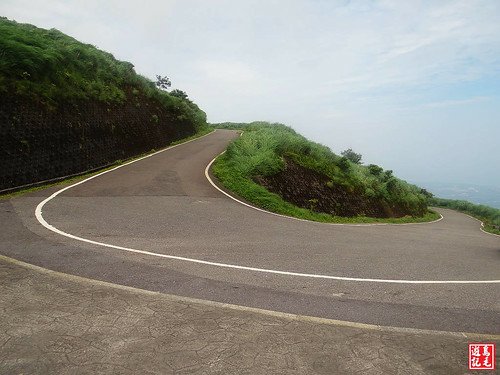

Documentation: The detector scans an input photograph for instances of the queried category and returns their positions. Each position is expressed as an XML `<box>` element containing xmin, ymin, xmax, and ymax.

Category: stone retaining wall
<box><xmin>0</xmin><ymin>92</ymin><xmax>197</xmax><ymax>191</ymax></box>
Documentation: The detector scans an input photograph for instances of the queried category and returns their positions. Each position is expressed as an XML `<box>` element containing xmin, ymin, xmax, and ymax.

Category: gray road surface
<box><xmin>1</xmin><ymin>129</ymin><xmax>499</xmax><ymax>334</ymax></box>
<box><xmin>2</xmin><ymin>256</ymin><xmax>492</xmax><ymax>375</ymax></box>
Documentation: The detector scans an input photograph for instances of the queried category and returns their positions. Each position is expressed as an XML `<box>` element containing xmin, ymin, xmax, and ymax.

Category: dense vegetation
<box><xmin>0</xmin><ymin>17</ymin><xmax>206</xmax><ymax>128</ymax></box>
<box><xmin>0</xmin><ymin>17</ymin><xmax>208</xmax><ymax>191</ymax></box>
<box><xmin>212</xmin><ymin>122</ymin><xmax>438</xmax><ymax>224</ymax></box>
<box><xmin>429</xmin><ymin>198</ymin><xmax>500</xmax><ymax>235</ymax></box>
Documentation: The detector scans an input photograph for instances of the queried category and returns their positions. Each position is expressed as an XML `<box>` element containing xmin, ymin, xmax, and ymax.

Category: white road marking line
<box><xmin>463</xmin><ymin>214</ymin><xmax>500</xmax><ymax>237</ymax></box>
<box><xmin>2</xmin><ymin>254</ymin><xmax>499</xmax><ymax>339</ymax></box>
<box><xmin>34</xmin><ymin>130</ymin><xmax>500</xmax><ymax>285</ymax></box>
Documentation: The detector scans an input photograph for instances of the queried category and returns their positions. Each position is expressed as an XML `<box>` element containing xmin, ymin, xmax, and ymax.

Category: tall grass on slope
<box><xmin>212</xmin><ymin>122</ymin><xmax>438</xmax><ymax>224</ymax></box>
<box><xmin>0</xmin><ymin>17</ymin><xmax>206</xmax><ymax>130</ymax></box>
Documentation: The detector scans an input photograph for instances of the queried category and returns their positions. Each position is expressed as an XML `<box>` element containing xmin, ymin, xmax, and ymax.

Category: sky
<box><xmin>2</xmin><ymin>0</ymin><xmax>500</xmax><ymax>190</ymax></box>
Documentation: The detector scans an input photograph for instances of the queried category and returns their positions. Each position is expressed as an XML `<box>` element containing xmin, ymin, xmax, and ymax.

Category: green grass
<box><xmin>0</xmin><ymin>128</ymin><xmax>213</xmax><ymax>200</ymax></box>
<box><xmin>429</xmin><ymin>198</ymin><xmax>500</xmax><ymax>235</ymax></box>
<box><xmin>0</xmin><ymin>17</ymin><xmax>206</xmax><ymax>130</ymax></box>
<box><xmin>212</xmin><ymin>122</ymin><xmax>439</xmax><ymax>224</ymax></box>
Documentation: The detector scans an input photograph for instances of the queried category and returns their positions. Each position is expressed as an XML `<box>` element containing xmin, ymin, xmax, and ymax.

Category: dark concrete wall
<box><xmin>0</xmin><ymin>93</ymin><xmax>197</xmax><ymax>191</ymax></box>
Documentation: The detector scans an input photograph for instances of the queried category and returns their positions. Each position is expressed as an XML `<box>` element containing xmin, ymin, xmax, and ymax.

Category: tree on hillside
<box><xmin>170</xmin><ymin>89</ymin><xmax>188</xmax><ymax>100</ymax></box>
<box><xmin>382</xmin><ymin>170</ymin><xmax>393</xmax><ymax>181</ymax></box>
<box><xmin>368</xmin><ymin>164</ymin><xmax>383</xmax><ymax>176</ymax></box>
<box><xmin>155</xmin><ymin>75</ymin><xmax>171</xmax><ymax>91</ymax></box>
<box><xmin>338</xmin><ymin>157</ymin><xmax>352</xmax><ymax>172</ymax></box>
<box><xmin>420</xmin><ymin>188</ymin><xmax>433</xmax><ymax>198</ymax></box>
<box><xmin>341</xmin><ymin>148</ymin><xmax>362</xmax><ymax>164</ymax></box>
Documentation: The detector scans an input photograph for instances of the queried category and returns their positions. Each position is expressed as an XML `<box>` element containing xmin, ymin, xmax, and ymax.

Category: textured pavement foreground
<box><xmin>2</xmin><ymin>257</ymin><xmax>497</xmax><ymax>374</ymax></box>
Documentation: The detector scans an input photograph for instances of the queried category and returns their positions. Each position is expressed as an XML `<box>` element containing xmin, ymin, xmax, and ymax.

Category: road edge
<box><xmin>1</xmin><ymin>254</ymin><xmax>498</xmax><ymax>340</ymax></box>
<box><xmin>32</xmin><ymin>129</ymin><xmax>500</xmax><ymax>284</ymax></box>
<box><xmin>205</xmin><ymin>151</ymin><xmax>443</xmax><ymax>227</ymax></box>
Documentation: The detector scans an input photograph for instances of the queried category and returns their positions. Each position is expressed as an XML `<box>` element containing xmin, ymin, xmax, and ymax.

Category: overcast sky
<box><xmin>2</xmin><ymin>0</ymin><xmax>500</xmax><ymax>188</ymax></box>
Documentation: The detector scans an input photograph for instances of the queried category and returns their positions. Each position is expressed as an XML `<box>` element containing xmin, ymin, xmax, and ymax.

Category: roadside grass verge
<box><xmin>0</xmin><ymin>127</ymin><xmax>212</xmax><ymax>200</ymax></box>
<box><xmin>212</xmin><ymin>122</ymin><xmax>439</xmax><ymax>224</ymax></box>
<box><xmin>429</xmin><ymin>198</ymin><xmax>500</xmax><ymax>235</ymax></box>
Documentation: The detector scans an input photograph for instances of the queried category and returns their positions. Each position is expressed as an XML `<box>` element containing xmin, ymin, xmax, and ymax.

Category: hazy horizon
<box><xmin>2</xmin><ymin>0</ymin><xmax>499</xmax><ymax>192</ymax></box>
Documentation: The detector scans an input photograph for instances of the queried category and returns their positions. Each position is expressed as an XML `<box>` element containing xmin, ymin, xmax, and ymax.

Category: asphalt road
<box><xmin>1</xmin><ymin>129</ymin><xmax>499</xmax><ymax>334</ymax></box>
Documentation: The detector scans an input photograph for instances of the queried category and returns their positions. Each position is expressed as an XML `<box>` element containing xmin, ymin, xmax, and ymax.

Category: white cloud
<box><xmin>196</xmin><ymin>60</ymin><xmax>258</xmax><ymax>86</ymax></box>
<box><xmin>423</xmin><ymin>96</ymin><xmax>491</xmax><ymax>108</ymax></box>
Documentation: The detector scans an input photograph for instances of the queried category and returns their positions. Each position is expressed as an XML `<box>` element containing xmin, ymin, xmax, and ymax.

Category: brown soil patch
<box><xmin>254</xmin><ymin>158</ymin><xmax>407</xmax><ymax>218</ymax></box>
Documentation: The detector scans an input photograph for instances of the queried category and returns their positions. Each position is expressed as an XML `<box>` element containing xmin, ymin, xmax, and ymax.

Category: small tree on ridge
<box><xmin>155</xmin><ymin>75</ymin><xmax>171</xmax><ymax>91</ymax></box>
<box><xmin>341</xmin><ymin>148</ymin><xmax>362</xmax><ymax>164</ymax></box>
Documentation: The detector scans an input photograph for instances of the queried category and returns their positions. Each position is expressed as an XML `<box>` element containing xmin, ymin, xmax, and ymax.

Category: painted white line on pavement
<box><xmin>2</xmin><ymin>254</ymin><xmax>499</xmax><ymax>339</ymax></box>
<box><xmin>462</xmin><ymin>214</ymin><xmax>500</xmax><ymax>238</ymax></box>
<box><xmin>35</xmin><ymin>130</ymin><xmax>500</xmax><ymax>285</ymax></box>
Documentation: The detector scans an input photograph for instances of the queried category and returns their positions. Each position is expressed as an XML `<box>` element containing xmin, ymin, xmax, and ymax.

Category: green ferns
<box><xmin>213</xmin><ymin>122</ymin><xmax>437</xmax><ymax>224</ymax></box>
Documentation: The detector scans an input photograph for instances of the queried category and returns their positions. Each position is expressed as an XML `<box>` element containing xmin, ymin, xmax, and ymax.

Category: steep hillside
<box><xmin>212</xmin><ymin>122</ymin><xmax>438</xmax><ymax>223</ymax></box>
<box><xmin>0</xmin><ymin>17</ymin><xmax>207</xmax><ymax>191</ymax></box>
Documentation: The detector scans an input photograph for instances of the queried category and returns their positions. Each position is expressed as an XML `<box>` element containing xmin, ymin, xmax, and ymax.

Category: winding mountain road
<box><xmin>1</xmin><ymin>129</ymin><xmax>499</xmax><ymax>334</ymax></box>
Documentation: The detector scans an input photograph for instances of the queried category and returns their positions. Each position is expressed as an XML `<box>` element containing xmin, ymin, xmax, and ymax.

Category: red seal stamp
<box><xmin>468</xmin><ymin>343</ymin><xmax>495</xmax><ymax>370</ymax></box>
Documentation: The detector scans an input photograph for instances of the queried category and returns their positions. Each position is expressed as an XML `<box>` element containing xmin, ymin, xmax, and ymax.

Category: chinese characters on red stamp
<box><xmin>468</xmin><ymin>343</ymin><xmax>495</xmax><ymax>370</ymax></box>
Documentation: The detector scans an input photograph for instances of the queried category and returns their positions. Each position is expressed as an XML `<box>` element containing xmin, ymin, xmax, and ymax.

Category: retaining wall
<box><xmin>0</xmin><ymin>92</ymin><xmax>197</xmax><ymax>191</ymax></box>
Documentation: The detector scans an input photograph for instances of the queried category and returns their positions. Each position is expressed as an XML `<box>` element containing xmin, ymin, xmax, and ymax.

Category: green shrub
<box><xmin>212</xmin><ymin>122</ymin><xmax>434</xmax><ymax>222</ymax></box>
<box><xmin>368</xmin><ymin>164</ymin><xmax>383</xmax><ymax>176</ymax></box>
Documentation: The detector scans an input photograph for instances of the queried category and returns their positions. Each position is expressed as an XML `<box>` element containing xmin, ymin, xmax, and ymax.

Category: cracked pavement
<box><xmin>1</xmin><ymin>257</ymin><xmax>496</xmax><ymax>375</ymax></box>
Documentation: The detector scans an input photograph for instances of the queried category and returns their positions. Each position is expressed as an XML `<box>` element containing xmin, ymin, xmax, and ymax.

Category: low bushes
<box><xmin>212</xmin><ymin>122</ymin><xmax>437</xmax><ymax>224</ymax></box>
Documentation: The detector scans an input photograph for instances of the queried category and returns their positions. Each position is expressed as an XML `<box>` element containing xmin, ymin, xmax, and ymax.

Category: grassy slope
<box><xmin>212</xmin><ymin>122</ymin><xmax>439</xmax><ymax>224</ymax></box>
<box><xmin>0</xmin><ymin>17</ymin><xmax>206</xmax><ymax>129</ymax></box>
<box><xmin>429</xmin><ymin>198</ymin><xmax>500</xmax><ymax>235</ymax></box>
